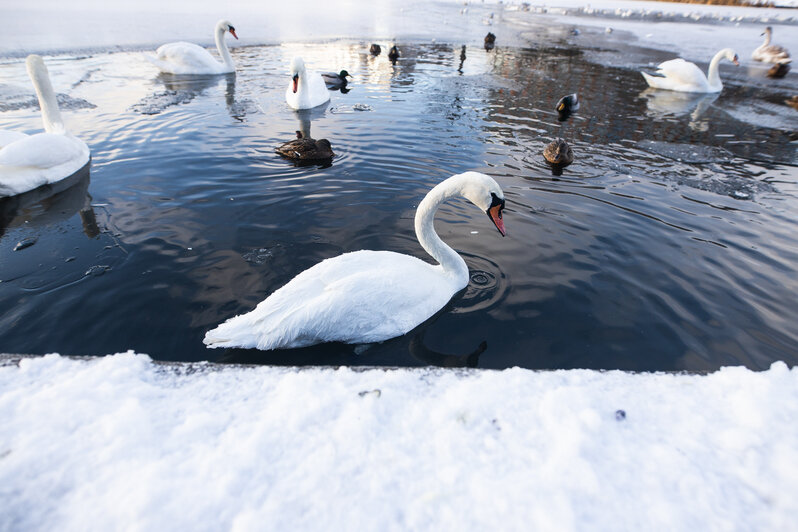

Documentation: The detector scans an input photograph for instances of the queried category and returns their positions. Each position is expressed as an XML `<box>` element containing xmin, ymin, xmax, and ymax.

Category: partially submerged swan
<box><xmin>641</xmin><ymin>48</ymin><xmax>739</xmax><ymax>93</ymax></box>
<box><xmin>146</xmin><ymin>19</ymin><xmax>238</xmax><ymax>75</ymax></box>
<box><xmin>752</xmin><ymin>27</ymin><xmax>791</xmax><ymax>64</ymax></box>
<box><xmin>0</xmin><ymin>55</ymin><xmax>90</xmax><ymax>197</ymax></box>
<box><xmin>285</xmin><ymin>57</ymin><xmax>330</xmax><ymax>110</ymax></box>
<box><xmin>204</xmin><ymin>172</ymin><xmax>507</xmax><ymax>350</ymax></box>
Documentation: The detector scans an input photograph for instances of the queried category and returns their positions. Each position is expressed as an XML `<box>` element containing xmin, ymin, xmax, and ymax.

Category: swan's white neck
<box><xmin>214</xmin><ymin>26</ymin><xmax>234</xmax><ymax>70</ymax></box>
<box><xmin>762</xmin><ymin>30</ymin><xmax>772</xmax><ymax>47</ymax></box>
<box><xmin>706</xmin><ymin>50</ymin><xmax>726</xmax><ymax>90</ymax></box>
<box><xmin>27</xmin><ymin>57</ymin><xmax>65</xmax><ymax>134</ymax></box>
<box><xmin>414</xmin><ymin>175</ymin><xmax>470</xmax><ymax>283</ymax></box>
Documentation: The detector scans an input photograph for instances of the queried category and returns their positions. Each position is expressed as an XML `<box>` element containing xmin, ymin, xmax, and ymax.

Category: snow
<box><xmin>2</xmin><ymin>352</ymin><xmax>797</xmax><ymax>530</ymax></box>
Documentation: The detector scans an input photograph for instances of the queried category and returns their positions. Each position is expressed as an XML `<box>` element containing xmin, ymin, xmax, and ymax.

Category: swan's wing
<box><xmin>148</xmin><ymin>42</ymin><xmax>220</xmax><ymax>74</ymax></box>
<box><xmin>656</xmin><ymin>59</ymin><xmax>708</xmax><ymax>86</ymax></box>
<box><xmin>204</xmin><ymin>250</ymin><xmax>459</xmax><ymax>350</ymax></box>
<box><xmin>0</xmin><ymin>130</ymin><xmax>28</xmax><ymax>149</ymax></box>
<box><xmin>308</xmin><ymin>72</ymin><xmax>331</xmax><ymax>105</ymax></box>
<box><xmin>762</xmin><ymin>45</ymin><xmax>791</xmax><ymax>62</ymax></box>
<box><xmin>0</xmin><ymin>133</ymin><xmax>89</xmax><ymax>196</ymax></box>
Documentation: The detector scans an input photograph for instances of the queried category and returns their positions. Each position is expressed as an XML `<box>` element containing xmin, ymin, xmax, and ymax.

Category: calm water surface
<box><xmin>1</xmin><ymin>38</ymin><xmax>796</xmax><ymax>370</ymax></box>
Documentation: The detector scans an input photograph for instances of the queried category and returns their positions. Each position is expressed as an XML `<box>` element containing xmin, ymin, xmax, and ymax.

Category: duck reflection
<box><xmin>0</xmin><ymin>164</ymin><xmax>98</xmax><ymax>239</ymax></box>
<box><xmin>640</xmin><ymin>88</ymin><xmax>719</xmax><ymax>131</ymax></box>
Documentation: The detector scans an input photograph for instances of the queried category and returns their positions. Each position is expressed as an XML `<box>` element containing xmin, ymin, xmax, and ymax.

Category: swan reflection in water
<box><xmin>132</xmin><ymin>72</ymin><xmax>245</xmax><ymax>120</ymax></box>
<box><xmin>640</xmin><ymin>88</ymin><xmax>719</xmax><ymax>131</ymax></box>
<box><xmin>0</xmin><ymin>164</ymin><xmax>99</xmax><ymax>239</ymax></box>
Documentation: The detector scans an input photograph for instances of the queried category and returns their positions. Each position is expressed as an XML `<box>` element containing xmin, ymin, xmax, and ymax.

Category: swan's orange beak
<box><xmin>292</xmin><ymin>74</ymin><xmax>299</xmax><ymax>93</ymax></box>
<box><xmin>229</xmin><ymin>28</ymin><xmax>238</xmax><ymax>40</ymax></box>
<box><xmin>487</xmin><ymin>196</ymin><xmax>506</xmax><ymax>237</ymax></box>
<box><xmin>733</xmin><ymin>55</ymin><xmax>739</xmax><ymax>66</ymax></box>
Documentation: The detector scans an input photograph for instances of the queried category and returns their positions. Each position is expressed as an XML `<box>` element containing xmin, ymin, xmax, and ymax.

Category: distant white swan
<box><xmin>751</xmin><ymin>26</ymin><xmax>791</xmax><ymax>64</ymax></box>
<box><xmin>285</xmin><ymin>57</ymin><xmax>330</xmax><ymax>110</ymax></box>
<box><xmin>641</xmin><ymin>48</ymin><xmax>739</xmax><ymax>93</ymax></box>
<box><xmin>204</xmin><ymin>172</ymin><xmax>507</xmax><ymax>350</ymax></box>
<box><xmin>0</xmin><ymin>55</ymin><xmax>90</xmax><ymax>197</ymax></box>
<box><xmin>146</xmin><ymin>19</ymin><xmax>238</xmax><ymax>75</ymax></box>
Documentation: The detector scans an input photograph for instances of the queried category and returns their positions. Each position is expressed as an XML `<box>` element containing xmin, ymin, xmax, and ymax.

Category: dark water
<box><xmin>1</xmin><ymin>39</ymin><xmax>796</xmax><ymax>370</ymax></box>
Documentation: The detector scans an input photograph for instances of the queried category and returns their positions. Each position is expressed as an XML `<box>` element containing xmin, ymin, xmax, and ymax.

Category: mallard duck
<box><xmin>388</xmin><ymin>45</ymin><xmax>400</xmax><ymax>63</ymax></box>
<box><xmin>767</xmin><ymin>62</ymin><xmax>790</xmax><ymax>79</ymax></box>
<box><xmin>484</xmin><ymin>32</ymin><xmax>496</xmax><ymax>50</ymax></box>
<box><xmin>321</xmin><ymin>70</ymin><xmax>351</xmax><ymax>89</ymax></box>
<box><xmin>752</xmin><ymin>27</ymin><xmax>791</xmax><ymax>64</ymax></box>
<box><xmin>786</xmin><ymin>96</ymin><xmax>798</xmax><ymax>111</ymax></box>
<box><xmin>543</xmin><ymin>138</ymin><xmax>573</xmax><ymax>167</ymax></box>
<box><xmin>556</xmin><ymin>93</ymin><xmax>579</xmax><ymax>121</ymax></box>
<box><xmin>369</xmin><ymin>44</ymin><xmax>381</xmax><ymax>56</ymax></box>
<box><xmin>276</xmin><ymin>131</ymin><xmax>334</xmax><ymax>162</ymax></box>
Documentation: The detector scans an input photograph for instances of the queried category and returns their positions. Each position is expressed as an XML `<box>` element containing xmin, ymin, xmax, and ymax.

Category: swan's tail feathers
<box><xmin>641</xmin><ymin>71</ymin><xmax>666</xmax><ymax>89</ymax></box>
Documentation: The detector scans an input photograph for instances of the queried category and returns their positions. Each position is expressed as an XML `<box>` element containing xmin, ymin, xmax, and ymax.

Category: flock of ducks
<box><xmin>0</xmin><ymin>20</ymin><xmax>793</xmax><ymax>351</ymax></box>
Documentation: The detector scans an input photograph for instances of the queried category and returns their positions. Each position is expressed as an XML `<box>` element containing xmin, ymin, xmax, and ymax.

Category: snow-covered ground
<box><xmin>1</xmin><ymin>353</ymin><xmax>797</xmax><ymax>531</ymax></box>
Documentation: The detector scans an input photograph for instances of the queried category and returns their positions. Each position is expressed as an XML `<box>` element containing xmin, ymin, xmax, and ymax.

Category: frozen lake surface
<box><xmin>1</xmin><ymin>1</ymin><xmax>797</xmax><ymax>370</ymax></box>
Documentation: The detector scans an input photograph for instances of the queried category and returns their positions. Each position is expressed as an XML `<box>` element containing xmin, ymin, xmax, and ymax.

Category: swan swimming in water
<box><xmin>146</xmin><ymin>19</ymin><xmax>238</xmax><ymax>75</ymax></box>
<box><xmin>204</xmin><ymin>172</ymin><xmax>507</xmax><ymax>350</ymax></box>
<box><xmin>641</xmin><ymin>48</ymin><xmax>739</xmax><ymax>93</ymax></box>
<box><xmin>0</xmin><ymin>55</ymin><xmax>90</xmax><ymax>197</ymax></box>
<box><xmin>285</xmin><ymin>57</ymin><xmax>331</xmax><ymax>110</ymax></box>
<box><xmin>752</xmin><ymin>27</ymin><xmax>791</xmax><ymax>64</ymax></box>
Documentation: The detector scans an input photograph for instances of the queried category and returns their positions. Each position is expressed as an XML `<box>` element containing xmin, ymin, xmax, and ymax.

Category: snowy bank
<box><xmin>1</xmin><ymin>353</ymin><xmax>797</xmax><ymax>530</ymax></box>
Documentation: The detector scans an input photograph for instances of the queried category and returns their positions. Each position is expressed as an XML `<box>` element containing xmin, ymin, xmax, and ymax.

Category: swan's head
<box><xmin>290</xmin><ymin>57</ymin><xmax>306</xmax><ymax>93</ymax></box>
<box><xmin>723</xmin><ymin>48</ymin><xmax>739</xmax><ymax>66</ymax></box>
<box><xmin>762</xmin><ymin>26</ymin><xmax>773</xmax><ymax>36</ymax></box>
<box><xmin>216</xmin><ymin>19</ymin><xmax>238</xmax><ymax>40</ymax></box>
<box><xmin>457</xmin><ymin>172</ymin><xmax>506</xmax><ymax>236</ymax></box>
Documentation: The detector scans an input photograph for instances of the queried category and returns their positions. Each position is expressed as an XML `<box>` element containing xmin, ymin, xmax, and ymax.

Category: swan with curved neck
<box><xmin>641</xmin><ymin>48</ymin><xmax>739</xmax><ymax>93</ymax></box>
<box><xmin>146</xmin><ymin>19</ymin><xmax>238</xmax><ymax>75</ymax></box>
<box><xmin>752</xmin><ymin>27</ymin><xmax>791</xmax><ymax>64</ymax></box>
<box><xmin>285</xmin><ymin>57</ymin><xmax>330</xmax><ymax>110</ymax></box>
<box><xmin>0</xmin><ymin>55</ymin><xmax>90</xmax><ymax>197</ymax></box>
<box><xmin>204</xmin><ymin>172</ymin><xmax>507</xmax><ymax>350</ymax></box>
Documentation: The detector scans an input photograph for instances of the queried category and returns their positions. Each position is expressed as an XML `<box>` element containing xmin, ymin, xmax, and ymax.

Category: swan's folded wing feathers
<box><xmin>0</xmin><ymin>133</ymin><xmax>84</xmax><ymax>169</ymax></box>
<box><xmin>656</xmin><ymin>59</ymin><xmax>707</xmax><ymax>87</ymax></box>
<box><xmin>0</xmin><ymin>130</ymin><xmax>28</xmax><ymax>149</ymax></box>
<box><xmin>153</xmin><ymin>42</ymin><xmax>219</xmax><ymax>73</ymax></box>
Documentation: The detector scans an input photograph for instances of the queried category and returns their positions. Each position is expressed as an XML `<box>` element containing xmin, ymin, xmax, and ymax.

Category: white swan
<box><xmin>285</xmin><ymin>57</ymin><xmax>330</xmax><ymax>110</ymax></box>
<box><xmin>204</xmin><ymin>172</ymin><xmax>507</xmax><ymax>350</ymax></box>
<box><xmin>752</xmin><ymin>27</ymin><xmax>791</xmax><ymax>64</ymax></box>
<box><xmin>0</xmin><ymin>55</ymin><xmax>90</xmax><ymax>197</ymax></box>
<box><xmin>146</xmin><ymin>19</ymin><xmax>238</xmax><ymax>75</ymax></box>
<box><xmin>641</xmin><ymin>48</ymin><xmax>739</xmax><ymax>93</ymax></box>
